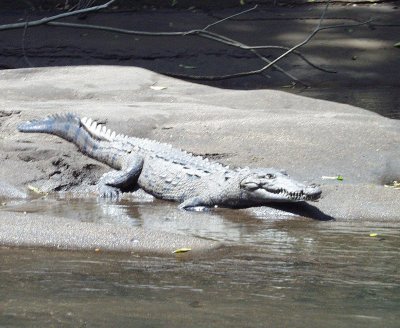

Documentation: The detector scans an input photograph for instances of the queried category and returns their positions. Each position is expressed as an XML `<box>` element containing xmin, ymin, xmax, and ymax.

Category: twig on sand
<box><xmin>0</xmin><ymin>0</ymin><xmax>116</xmax><ymax>31</ymax></box>
<box><xmin>21</xmin><ymin>16</ymin><xmax>34</xmax><ymax>67</ymax></box>
<box><xmin>165</xmin><ymin>1</ymin><xmax>373</xmax><ymax>81</ymax></box>
<box><xmin>0</xmin><ymin>0</ymin><xmax>373</xmax><ymax>84</ymax></box>
<box><xmin>47</xmin><ymin>5</ymin><xmax>316</xmax><ymax>85</ymax></box>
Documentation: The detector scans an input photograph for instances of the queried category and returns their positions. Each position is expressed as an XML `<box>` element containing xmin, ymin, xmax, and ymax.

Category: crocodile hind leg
<box><xmin>98</xmin><ymin>155</ymin><xmax>144</xmax><ymax>199</ymax></box>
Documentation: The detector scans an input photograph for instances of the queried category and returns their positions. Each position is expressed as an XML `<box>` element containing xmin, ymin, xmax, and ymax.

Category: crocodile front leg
<box><xmin>178</xmin><ymin>196</ymin><xmax>214</xmax><ymax>211</ymax></box>
<box><xmin>178</xmin><ymin>180</ymin><xmax>228</xmax><ymax>210</ymax></box>
<box><xmin>98</xmin><ymin>155</ymin><xmax>144</xmax><ymax>199</ymax></box>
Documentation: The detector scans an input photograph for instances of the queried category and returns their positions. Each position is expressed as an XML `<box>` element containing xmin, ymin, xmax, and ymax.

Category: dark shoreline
<box><xmin>0</xmin><ymin>2</ymin><xmax>399</xmax><ymax>118</ymax></box>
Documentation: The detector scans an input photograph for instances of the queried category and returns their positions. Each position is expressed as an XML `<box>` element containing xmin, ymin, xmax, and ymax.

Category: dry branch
<box><xmin>0</xmin><ymin>0</ymin><xmax>115</xmax><ymax>31</ymax></box>
<box><xmin>0</xmin><ymin>0</ymin><xmax>374</xmax><ymax>84</ymax></box>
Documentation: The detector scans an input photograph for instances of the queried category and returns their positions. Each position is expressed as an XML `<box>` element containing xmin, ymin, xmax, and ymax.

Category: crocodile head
<box><xmin>239</xmin><ymin>168</ymin><xmax>321</xmax><ymax>203</ymax></box>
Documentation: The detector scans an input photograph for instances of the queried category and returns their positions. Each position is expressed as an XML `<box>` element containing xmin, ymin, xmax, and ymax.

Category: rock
<box><xmin>0</xmin><ymin>66</ymin><xmax>398</xmax><ymax>246</ymax></box>
<box><xmin>0</xmin><ymin>211</ymin><xmax>220</xmax><ymax>254</ymax></box>
<box><xmin>0</xmin><ymin>180</ymin><xmax>28</xmax><ymax>200</ymax></box>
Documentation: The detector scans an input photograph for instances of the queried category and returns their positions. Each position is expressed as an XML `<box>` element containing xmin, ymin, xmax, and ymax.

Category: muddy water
<box><xmin>0</xmin><ymin>197</ymin><xmax>399</xmax><ymax>327</ymax></box>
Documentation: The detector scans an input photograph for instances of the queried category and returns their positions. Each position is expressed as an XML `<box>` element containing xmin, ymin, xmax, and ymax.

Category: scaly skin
<box><xmin>18</xmin><ymin>113</ymin><xmax>322</xmax><ymax>209</ymax></box>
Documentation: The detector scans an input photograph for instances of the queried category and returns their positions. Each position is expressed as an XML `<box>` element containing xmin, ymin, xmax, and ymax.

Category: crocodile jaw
<box><xmin>239</xmin><ymin>169</ymin><xmax>321</xmax><ymax>203</ymax></box>
<box><xmin>253</xmin><ymin>184</ymin><xmax>322</xmax><ymax>202</ymax></box>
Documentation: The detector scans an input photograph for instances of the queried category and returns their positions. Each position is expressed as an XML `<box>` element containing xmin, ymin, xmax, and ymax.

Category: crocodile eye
<box><xmin>265</xmin><ymin>174</ymin><xmax>275</xmax><ymax>179</ymax></box>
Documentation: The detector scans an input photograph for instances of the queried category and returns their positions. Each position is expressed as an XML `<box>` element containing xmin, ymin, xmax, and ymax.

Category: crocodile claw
<box><xmin>98</xmin><ymin>185</ymin><xmax>121</xmax><ymax>200</ymax></box>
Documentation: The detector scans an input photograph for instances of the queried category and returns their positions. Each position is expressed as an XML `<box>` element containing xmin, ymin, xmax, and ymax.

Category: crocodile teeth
<box><xmin>87</xmin><ymin>119</ymin><xmax>93</xmax><ymax>128</ymax></box>
<box><xmin>95</xmin><ymin>124</ymin><xmax>102</xmax><ymax>134</ymax></box>
<box><xmin>269</xmin><ymin>188</ymin><xmax>307</xmax><ymax>200</ymax></box>
<box><xmin>90</xmin><ymin>121</ymin><xmax>97</xmax><ymax>131</ymax></box>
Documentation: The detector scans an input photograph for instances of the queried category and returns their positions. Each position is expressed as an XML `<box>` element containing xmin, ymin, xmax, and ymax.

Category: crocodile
<box><xmin>18</xmin><ymin>113</ymin><xmax>321</xmax><ymax>209</ymax></box>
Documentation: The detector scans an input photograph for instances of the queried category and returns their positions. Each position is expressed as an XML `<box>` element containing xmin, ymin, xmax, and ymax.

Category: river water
<box><xmin>0</xmin><ymin>197</ymin><xmax>399</xmax><ymax>327</ymax></box>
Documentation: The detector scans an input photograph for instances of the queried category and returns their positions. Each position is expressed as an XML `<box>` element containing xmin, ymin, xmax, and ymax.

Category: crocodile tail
<box><xmin>18</xmin><ymin>113</ymin><xmax>101</xmax><ymax>157</ymax></box>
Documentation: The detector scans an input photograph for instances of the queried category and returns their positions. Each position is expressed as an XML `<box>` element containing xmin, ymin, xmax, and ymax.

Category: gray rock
<box><xmin>0</xmin><ymin>180</ymin><xmax>28</xmax><ymax>200</ymax></box>
<box><xmin>0</xmin><ymin>211</ymin><xmax>220</xmax><ymax>253</ymax></box>
<box><xmin>0</xmin><ymin>66</ymin><xmax>399</xmax><ymax>253</ymax></box>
